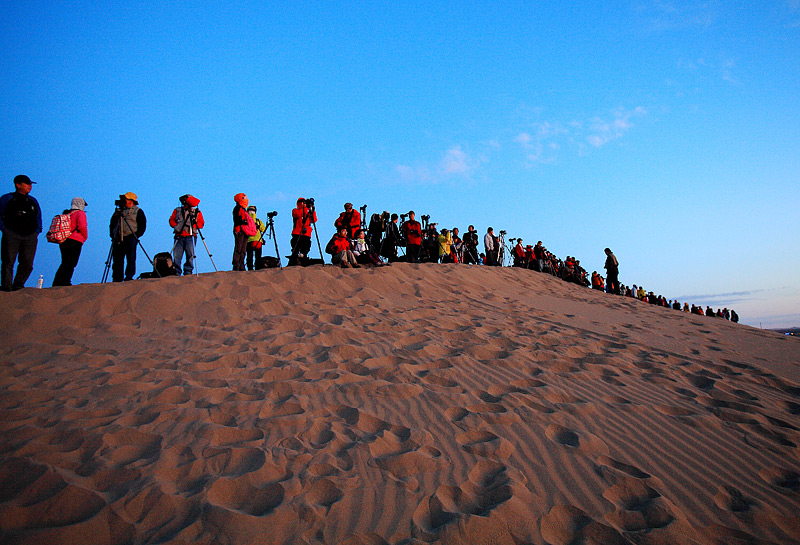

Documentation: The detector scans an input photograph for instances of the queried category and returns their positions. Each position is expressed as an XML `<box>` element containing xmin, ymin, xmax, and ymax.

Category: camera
<box><xmin>421</xmin><ymin>214</ymin><xmax>430</xmax><ymax>222</ymax></box>
<box><xmin>114</xmin><ymin>199</ymin><xmax>125</xmax><ymax>208</ymax></box>
<box><xmin>400</xmin><ymin>213</ymin><xmax>408</xmax><ymax>221</ymax></box>
<box><xmin>500</xmin><ymin>230</ymin><xmax>507</xmax><ymax>235</ymax></box>
<box><xmin>360</xmin><ymin>204</ymin><xmax>367</xmax><ymax>213</ymax></box>
<box><xmin>267</xmin><ymin>211</ymin><xmax>278</xmax><ymax>218</ymax></box>
<box><xmin>303</xmin><ymin>198</ymin><xmax>315</xmax><ymax>207</ymax></box>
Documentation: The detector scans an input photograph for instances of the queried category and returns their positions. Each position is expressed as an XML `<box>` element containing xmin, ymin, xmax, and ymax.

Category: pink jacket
<box><xmin>67</xmin><ymin>209</ymin><xmax>88</xmax><ymax>244</ymax></box>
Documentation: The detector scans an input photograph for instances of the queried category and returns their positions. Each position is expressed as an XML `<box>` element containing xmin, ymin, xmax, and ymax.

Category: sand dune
<box><xmin>1</xmin><ymin>264</ymin><xmax>798</xmax><ymax>545</ymax></box>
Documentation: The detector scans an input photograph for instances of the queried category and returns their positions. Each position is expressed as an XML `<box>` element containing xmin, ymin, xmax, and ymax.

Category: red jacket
<box><xmin>331</xmin><ymin>233</ymin><xmax>351</xmax><ymax>253</ymax></box>
<box><xmin>67</xmin><ymin>209</ymin><xmax>88</xmax><ymax>244</ymax></box>
<box><xmin>403</xmin><ymin>220</ymin><xmax>422</xmax><ymax>245</ymax></box>
<box><xmin>169</xmin><ymin>206</ymin><xmax>205</xmax><ymax>237</ymax></box>
<box><xmin>292</xmin><ymin>205</ymin><xmax>317</xmax><ymax>236</ymax></box>
<box><xmin>334</xmin><ymin>209</ymin><xmax>361</xmax><ymax>237</ymax></box>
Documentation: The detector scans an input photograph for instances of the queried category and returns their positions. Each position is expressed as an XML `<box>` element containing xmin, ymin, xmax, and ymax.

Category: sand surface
<box><xmin>1</xmin><ymin>264</ymin><xmax>799</xmax><ymax>545</ymax></box>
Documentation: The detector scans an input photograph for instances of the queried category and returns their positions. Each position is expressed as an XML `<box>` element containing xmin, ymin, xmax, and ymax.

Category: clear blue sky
<box><xmin>2</xmin><ymin>1</ymin><xmax>798</xmax><ymax>327</ymax></box>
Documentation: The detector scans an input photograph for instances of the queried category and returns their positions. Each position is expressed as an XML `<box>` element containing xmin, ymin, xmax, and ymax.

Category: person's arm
<box><xmin>195</xmin><ymin>209</ymin><xmax>205</xmax><ymax>230</ymax></box>
<box><xmin>169</xmin><ymin>208</ymin><xmax>178</xmax><ymax>228</ymax></box>
<box><xmin>75</xmin><ymin>210</ymin><xmax>88</xmax><ymax>240</ymax></box>
<box><xmin>35</xmin><ymin>197</ymin><xmax>43</xmax><ymax>234</ymax></box>
<box><xmin>137</xmin><ymin>209</ymin><xmax>147</xmax><ymax>237</ymax></box>
<box><xmin>0</xmin><ymin>194</ymin><xmax>9</xmax><ymax>232</ymax></box>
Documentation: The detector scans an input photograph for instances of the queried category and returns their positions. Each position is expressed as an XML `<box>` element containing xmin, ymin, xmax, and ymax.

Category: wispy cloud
<box><xmin>513</xmin><ymin>107</ymin><xmax>647</xmax><ymax>164</ymax></box>
<box><xmin>586</xmin><ymin>107</ymin><xmax>647</xmax><ymax>148</ymax></box>
<box><xmin>636</xmin><ymin>1</ymin><xmax>721</xmax><ymax>32</ymax></box>
<box><xmin>396</xmin><ymin>145</ymin><xmax>487</xmax><ymax>184</ymax></box>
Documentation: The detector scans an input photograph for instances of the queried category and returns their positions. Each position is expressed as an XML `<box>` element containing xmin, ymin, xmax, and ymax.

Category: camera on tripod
<box><xmin>509</xmin><ymin>237</ymin><xmax>518</xmax><ymax>243</ymax></box>
<box><xmin>114</xmin><ymin>198</ymin><xmax>125</xmax><ymax>208</ymax></box>
<box><xmin>421</xmin><ymin>214</ymin><xmax>430</xmax><ymax>222</ymax></box>
<box><xmin>360</xmin><ymin>204</ymin><xmax>367</xmax><ymax>214</ymax></box>
<box><xmin>303</xmin><ymin>198</ymin><xmax>315</xmax><ymax>207</ymax></box>
<box><xmin>500</xmin><ymin>230</ymin><xmax>507</xmax><ymax>235</ymax></box>
<box><xmin>267</xmin><ymin>211</ymin><xmax>278</xmax><ymax>219</ymax></box>
<box><xmin>400</xmin><ymin>213</ymin><xmax>408</xmax><ymax>221</ymax></box>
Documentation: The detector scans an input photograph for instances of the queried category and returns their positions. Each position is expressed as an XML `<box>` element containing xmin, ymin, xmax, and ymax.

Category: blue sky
<box><xmin>2</xmin><ymin>1</ymin><xmax>798</xmax><ymax>327</ymax></box>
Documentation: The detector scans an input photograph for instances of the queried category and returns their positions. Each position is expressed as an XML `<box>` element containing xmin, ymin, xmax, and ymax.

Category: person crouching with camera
<box><xmin>327</xmin><ymin>226</ymin><xmax>360</xmax><ymax>268</ymax></box>
<box><xmin>169</xmin><ymin>194</ymin><xmax>204</xmax><ymax>276</ymax></box>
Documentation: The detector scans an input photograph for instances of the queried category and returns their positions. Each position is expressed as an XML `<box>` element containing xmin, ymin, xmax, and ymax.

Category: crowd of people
<box><xmin>0</xmin><ymin>177</ymin><xmax>741</xmax><ymax>323</ymax></box>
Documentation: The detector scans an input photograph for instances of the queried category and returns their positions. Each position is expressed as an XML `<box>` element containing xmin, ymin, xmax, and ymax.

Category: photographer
<box><xmin>0</xmin><ymin>175</ymin><xmax>42</xmax><ymax>291</ymax></box>
<box><xmin>326</xmin><ymin>226</ymin><xmax>360</xmax><ymax>268</ymax></box>
<box><xmin>232</xmin><ymin>193</ymin><xmax>256</xmax><ymax>271</ymax></box>
<box><xmin>512</xmin><ymin>238</ymin><xmax>526</xmax><ymax>267</ymax></box>
<box><xmin>290</xmin><ymin>197</ymin><xmax>317</xmax><ymax>265</ymax></box>
<box><xmin>484</xmin><ymin>227</ymin><xmax>498</xmax><ymax>266</ymax></box>
<box><xmin>246</xmin><ymin>205</ymin><xmax>266</xmax><ymax>271</ymax></box>
<box><xmin>368</xmin><ymin>211</ymin><xmax>389</xmax><ymax>253</ymax></box>
<box><xmin>402</xmin><ymin>211</ymin><xmax>423</xmax><ymax>263</ymax></box>
<box><xmin>109</xmin><ymin>192</ymin><xmax>146</xmax><ymax>282</ymax></box>
<box><xmin>462</xmin><ymin>225</ymin><xmax>479</xmax><ymax>264</ymax></box>
<box><xmin>334</xmin><ymin>202</ymin><xmax>361</xmax><ymax>239</ymax></box>
<box><xmin>169</xmin><ymin>194</ymin><xmax>204</xmax><ymax>276</ymax></box>
<box><xmin>380</xmin><ymin>213</ymin><xmax>401</xmax><ymax>261</ymax></box>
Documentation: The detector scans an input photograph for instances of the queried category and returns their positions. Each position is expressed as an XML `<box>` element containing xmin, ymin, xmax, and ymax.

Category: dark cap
<box><xmin>14</xmin><ymin>174</ymin><xmax>35</xmax><ymax>185</ymax></box>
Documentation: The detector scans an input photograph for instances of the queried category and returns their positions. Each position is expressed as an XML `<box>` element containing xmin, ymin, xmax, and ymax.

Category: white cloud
<box><xmin>586</xmin><ymin>107</ymin><xmax>647</xmax><ymax>148</ymax></box>
<box><xmin>395</xmin><ymin>145</ymin><xmax>486</xmax><ymax>184</ymax></box>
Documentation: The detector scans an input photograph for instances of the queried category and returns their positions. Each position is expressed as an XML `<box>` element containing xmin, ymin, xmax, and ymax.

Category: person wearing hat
<box><xmin>0</xmin><ymin>175</ymin><xmax>43</xmax><ymax>291</ymax></box>
<box><xmin>109</xmin><ymin>192</ymin><xmax>147</xmax><ymax>282</ymax></box>
<box><xmin>512</xmin><ymin>238</ymin><xmax>525</xmax><ymax>267</ymax></box>
<box><xmin>246</xmin><ymin>205</ymin><xmax>266</xmax><ymax>271</ymax></box>
<box><xmin>334</xmin><ymin>202</ymin><xmax>361</xmax><ymax>239</ymax></box>
<box><xmin>290</xmin><ymin>197</ymin><xmax>317</xmax><ymax>266</ymax></box>
<box><xmin>603</xmin><ymin>247</ymin><xmax>619</xmax><ymax>295</ymax></box>
<box><xmin>52</xmin><ymin>198</ymin><xmax>88</xmax><ymax>286</ymax></box>
<box><xmin>169</xmin><ymin>194</ymin><xmax>204</xmax><ymax>276</ymax></box>
<box><xmin>232</xmin><ymin>193</ymin><xmax>256</xmax><ymax>271</ymax></box>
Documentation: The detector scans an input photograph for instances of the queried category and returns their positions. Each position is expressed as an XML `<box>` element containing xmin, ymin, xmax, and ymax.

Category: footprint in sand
<box><xmin>456</xmin><ymin>429</ymin><xmax>514</xmax><ymax>459</ymax></box>
<box><xmin>758</xmin><ymin>467</ymin><xmax>800</xmax><ymax>491</ymax></box>
<box><xmin>540</xmin><ymin>504</ymin><xmax>627</xmax><ymax>545</ymax></box>
<box><xmin>602</xmin><ymin>476</ymin><xmax>676</xmax><ymax>532</ymax></box>
<box><xmin>544</xmin><ymin>424</ymin><xmax>609</xmax><ymax>457</ymax></box>
<box><xmin>206</xmin><ymin>477</ymin><xmax>284</xmax><ymax>516</ymax></box>
<box><xmin>713</xmin><ymin>484</ymin><xmax>752</xmax><ymax>512</ymax></box>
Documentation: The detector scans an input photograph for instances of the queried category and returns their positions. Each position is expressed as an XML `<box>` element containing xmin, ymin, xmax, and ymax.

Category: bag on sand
<box><xmin>46</xmin><ymin>213</ymin><xmax>73</xmax><ymax>243</ymax></box>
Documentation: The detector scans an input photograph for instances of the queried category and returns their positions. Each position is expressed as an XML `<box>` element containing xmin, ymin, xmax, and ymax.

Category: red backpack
<box><xmin>46</xmin><ymin>212</ymin><xmax>73</xmax><ymax>243</ymax></box>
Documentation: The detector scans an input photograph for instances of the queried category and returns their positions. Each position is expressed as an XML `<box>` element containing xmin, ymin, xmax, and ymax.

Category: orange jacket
<box><xmin>292</xmin><ymin>204</ymin><xmax>317</xmax><ymax>236</ymax></box>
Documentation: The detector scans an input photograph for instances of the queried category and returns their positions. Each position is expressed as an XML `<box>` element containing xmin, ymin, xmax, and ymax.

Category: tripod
<box><xmin>256</xmin><ymin>213</ymin><xmax>282</xmax><ymax>269</ymax></box>
<box><xmin>102</xmin><ymin>208</ymin><xmax>156</xmax><ymax>283</ymax></box>
<box><xmin>497</xmin><ymin>232</ymin><xmax>508</xmax><ymax>267</ymax></box>
<box><xmin>170</xmin><ymin>208</ymin><xmax>217</xmax><ymax>273</ymax></box>
<box><xmin>289</xmin><ymin>202</ymin><xmax>325</xmax><ymax>266</ymax></box>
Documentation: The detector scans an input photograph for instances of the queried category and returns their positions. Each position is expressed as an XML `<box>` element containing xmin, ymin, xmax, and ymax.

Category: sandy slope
<box><xmin>1</xmin><ymin>264</ymin><xmax>798</xmax><ymax>545</ymax></box>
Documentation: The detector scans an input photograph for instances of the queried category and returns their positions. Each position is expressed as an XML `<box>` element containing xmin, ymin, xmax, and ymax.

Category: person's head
<box><xmin>391</xmin><ymin>213</ymin><xmax>398</xmax><ymax>222</ymax></box>
<box><xmin>71</xmin><ymin>197</ymin><xmax>87</xmax><ymax>211</ymax></box>
<box><xmin>247</xmin><ymin>205</ymin><xmax>257</xmax><ymax>215</ymax></box>
<box><xmin>452</xmin><ymin>227</ymin><xmax>459</xmax><ymax>235</ymax></box>
<box><xmin>357</xmin><ymin>230</ymin><xmax>365</xmax><ymax>239</ymax></box>
<box><xmin>468</xmin><ymin>225</ymin><xmax>474</xmax><ymax>231</ymax></box>
<box><xmin>441</xmin><ymin>228</ymin><xmax>448</xmax><ymax>235</ymax></box>
<box><xmin>487</xmin><ymin>227</ymin><xmax>493</xmax><ymax>233</ymax></box>
<box><xmin>408</xmin><ymin>211</ymin><xmax>415</xmax><ymax>220</ymax></box>
<box><xmin>120</xmin><ymin>192</ymin><xmax>138</xmax><ymax>208</ymax></box>
<box><xmin>604</xmin><ymin>247</ymin><xmax>612</xmax><ymax>255</ymax></box>
<box><xmin>234</xmin><ymin>193</ymin><xmax>248</xmax><ymax>208</ymax></box>
<box><xmin>338</xmin><ymin>226</ymin><xmax>348</xmax><ymax>237</ymax></box>
<box><xmin>516</xmin><ymin>238</ymin><xmax>522</xmax><ymax>245</ymax></box>
<box><xmin>13</xmin><ymin>175</ymin><xmax>34</xmax><ymax>195</ymax></box>
<box><xmin>344</xmin><ymin>202</ymin><xmax>353</xmax><ymax>211</ymax></box>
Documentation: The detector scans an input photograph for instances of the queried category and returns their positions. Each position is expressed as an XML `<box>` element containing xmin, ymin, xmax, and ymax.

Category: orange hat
<box><xmin>234</xmin><ymin>193</ymin><xmax>248</xmax><ymax>207</ymax></box>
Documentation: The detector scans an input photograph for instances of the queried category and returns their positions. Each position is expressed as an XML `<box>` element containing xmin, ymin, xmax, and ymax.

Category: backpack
<box><xmin>46</xmin><ymin>212</ymin><xmax>73</xmax><ymax>243</ymax></box>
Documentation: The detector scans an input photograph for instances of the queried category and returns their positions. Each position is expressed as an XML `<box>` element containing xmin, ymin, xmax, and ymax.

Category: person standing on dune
<box><xmin>604</xmin><ymin>247</ymin><xmax>619</xmax><ymax>295</ymax></box>
<box><xmin>232</xmin><ymin>193</ymin><xmax>256</xmax><ymax>271</ymax></box>
<box><xmin>0</xmin><ymin>175</ymin><xmax>42</xmax><ymax>291</ymax></box>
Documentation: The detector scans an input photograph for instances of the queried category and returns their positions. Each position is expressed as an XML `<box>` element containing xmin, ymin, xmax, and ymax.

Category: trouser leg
<box><xmin>10</xmin><ymin>234</ymin><xmax>36</xmax><ymax>290</ymax></box>
<box><xmin>1</xmin><ymin>232</ymin><xmax>19</xmax><ymax>291</ymax></box>
<box><xmin>124</xmin><ymin>237</ymin><xmax>137</xmax><ymax>280</ymax></box>
<box><xmin>183</xmin><ymin>237</ymin><xmax>195</xmax><ymax>275</ymax></box>
<box><xmin>53</xmin><ymin>239</ymin><xmax>82</xmax><ymax>286</ymax></box>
